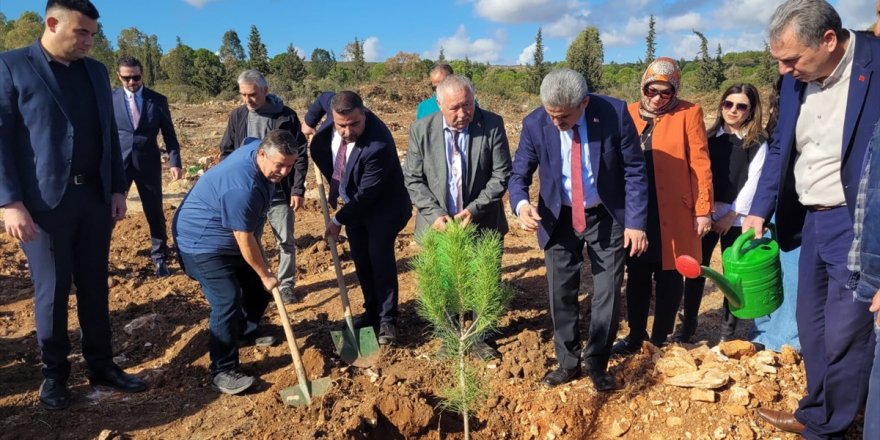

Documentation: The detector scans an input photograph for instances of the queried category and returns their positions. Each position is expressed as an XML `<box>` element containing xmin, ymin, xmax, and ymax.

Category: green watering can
<box><xmin>675</xmin><ymin>228</ymin><xmax>783</xmax><ymax>319</ymax></box>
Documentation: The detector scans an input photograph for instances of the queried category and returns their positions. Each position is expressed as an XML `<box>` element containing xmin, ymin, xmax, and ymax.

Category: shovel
<box><xmin>270</xmin><ymin>287</ymin><xmax>331</xmax><ymax>406</ymax></box>
<box><xmin>311</xmin><ymin>163</ymin><xmax>380</xmax><ymax>368</ymax></box>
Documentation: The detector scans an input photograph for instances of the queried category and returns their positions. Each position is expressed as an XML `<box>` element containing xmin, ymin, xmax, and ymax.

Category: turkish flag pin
<box><xmin>859</xmin><ymin>74</ymin><xmax>865</xmax><ymax>82</ymax></box>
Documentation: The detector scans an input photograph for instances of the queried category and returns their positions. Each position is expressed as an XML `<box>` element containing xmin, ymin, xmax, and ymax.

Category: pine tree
<box><xmin>645</xmin><ymin>15</ymin><xmax>656</xmax><ymax>65</ymax></box>
<box><xmin>247</xmin><ymin>24</ymin><xmax>269</xmax><ymax>74</ymax></box>
<box><xmin>90</xmin><ymin>24</ymin><xmax>116</xmax><ymax>80</ymax></box>
<box><xmin>437</xmin><ymin>46</ymin><xmax>447</xmax><ymax>63</ymax></box>
<box><xmin>528</xmin><ymin>28</ymin><xmax>547</xmax><ymax>94</ymax></box>
<box><xmin>4</xmin><ymin>11</ymin><xmax>43</xmax><ymax>50</ymax></box>
<box><xmin>192</xmin><ymin>49</ymin><xmax>227</xmax><ymax>96</ymax></box>
<box><xmin>345</xmin><ymin>37</ymin><xmax>368</xmax><ymax>83</ymax></box>
<box><xmin>271</xmin><ymin>44</ymin><xmax>307</xmax><ymax>84</ymax></box>
<box><xmin>310</xmin><ymin>48</ymin><xmax>335</xmax><ymax>79</ymax></box>
<box><xmin>757</xmin><ymin>41</ymin><xmax>779</xmax><ymax>87</ymax></box>
<box><xmin>163</xmin><ymin>36</ymin><xmax>195</xmax><ymax>86</ymax></box>
<box><xmin>218</xmin><ymin>29</ymin><xmax>245</xmax><ymax>74</ymax></box>
<box><xmin>693</xmin><ymin>30</ymin><xmax>723</xmax><ymax>91</ymax></box>
<box><xmin>566</xmin><ymin>27</ymin><xmax>604</xmax><ymax>91</ymax></box>
<box><xmin>714</xmin><ymin>43</ymin><xmax>727</xmax><ymax>88</ymax></box>
<box><xmin>142</xmin><ymin>35</ymin><xmax>163</xmax><ymax>85</ymax></box>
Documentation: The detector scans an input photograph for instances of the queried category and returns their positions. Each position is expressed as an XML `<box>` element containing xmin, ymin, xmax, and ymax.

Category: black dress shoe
<box><xmin>155</xmin><ymin>261</ymin><xmax>171</xmax><ymax>277</ymax></box>
<box><xmin>39</xmin><ymin>379</ymin><xmax>71</xmax><ymax>410</ymax></box>
<box><xmin>352</xmin><ymin>314</ymin><xmax>377</xmax><ymax>329</ymax></box>
<box><xmin>88</xmin><ymin>366</ymin><xmax>147</xmax><ymax>393</ymax></box>
<box><xmin>541</xmin><ymin>367</ymin><xmax>581</xmax><ymax>388</ymax></box>
<box><xmin>587</xmin><ymin>369</ymin><xmax>617</xmax><ymax>392</ymax></box>
<box><xmin>377</xmin><ymin>322</ymin><xmax>398</xmax><ymax>345</ymax></box>
<box><xmin>611</xmin><ymin>335</ymin><xmax>643</xmax><ymax>356</ymax></box>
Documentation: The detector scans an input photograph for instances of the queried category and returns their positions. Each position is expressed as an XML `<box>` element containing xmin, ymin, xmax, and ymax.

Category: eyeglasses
<box><xmin>722</xmin><ymin>100</ymin><xmax>750</xmax><ymax>112</ymax></box>
<box><xmin>120</xmin><ymin>75</ymin><xmax>142</xmax><ymax>82</ymax></box>
<box><xmin>643</xmin><ymin>86</ymin><xmax>674</xmax><ymax>99</ymax></box>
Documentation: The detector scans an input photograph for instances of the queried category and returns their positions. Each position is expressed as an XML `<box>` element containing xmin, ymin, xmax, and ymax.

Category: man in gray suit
<box><xmin>403</xmin><ymin>74</ymin><xmax>512</xmax><ymax>359</ymax></box>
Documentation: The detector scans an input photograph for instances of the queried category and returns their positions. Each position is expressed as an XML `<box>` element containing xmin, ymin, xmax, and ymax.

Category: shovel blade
<box><xmin>330</xmin><ymin>325</ymin><xmax>380</xmax><ymax>367</ymax></box>
<box><xmin>279</xmin><ymin>376</ymin><xmax>332</xmax><ymax>407</ymax></box>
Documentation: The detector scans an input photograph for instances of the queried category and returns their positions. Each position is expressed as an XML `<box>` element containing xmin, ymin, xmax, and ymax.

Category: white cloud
<box><xmin>544</xmin><ymin>13</ymin><xmax>590</xmax><ymax>39</ymax></box>
<box><xmin>836</xmin><ymin>0</ymin><xmax>877</xmax><ymax>31</ymax></box>
<box><xmin>712</xmin><ymin>0</ymin><xmax>784</xmax><ymax>29</ymax></box>
<box><xmin>670</xmin><ymin>33</ymin><xmax>703</xmax><ymax>59</ymax></box>
<box><xmin>431</xmin><ymin>25</ymin><xmax>506</xmax><ymax>63</ymax></box>
<box><xmin>660</xmin><ymin>12</ymin><xmax>703</xmax><ymax>33</ymax></box>
<box><xmin>181</xmin><ymin>0</ymin><xmax>216</xmax><ymax>7</ymax></box>
<box><xmin>517</xmin><ymin>42</ymin><xmax>537</xmax><ymax>65</ymax></box>
<box><xmin>474</xmin><ymin>0</ymin><xmax>572</xmax><ymax>23</ymax></box>
<box><xmin>363</xmin><ymin>37</ymin><xmax>382</xmax><ymax>62</ymax></box>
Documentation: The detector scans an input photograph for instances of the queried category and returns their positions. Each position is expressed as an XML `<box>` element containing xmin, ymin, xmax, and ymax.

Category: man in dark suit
<box><xmin>112</xmin><ymin>55</ymin><xmax>182</xmax><ymax>277</ymax></box>
<box><xmin>0</xmin><ymin>0</ymin><xmax>147</xmax><ymax>410</ymax></box>
<box><xmin>743</xmin><ymin>0</ymin><xmax>880</xmax><ymax>437</ymax></box>
<box><xmin>509</xmin><ymin>68</ymin><xmax>648</xmax><ymax>391</ymax></box>
<box><xmin>311</xmin><ymin>91</ymin><xmax>412</xmax><ymax>345</ymax></box>
<box><xmin>301</xmin><ymin>91</ymin><xmax>335</xmax><ymax>137</ymax></box>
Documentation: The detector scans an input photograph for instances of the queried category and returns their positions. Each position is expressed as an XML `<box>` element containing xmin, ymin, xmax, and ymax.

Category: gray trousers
<box><xmin>267</xmin><ymin>203</ymin><xmax>296</xmax><ymax>290</ymax></box>
<box><xmin>544</xmin><ymin>205</ymin><xmax>625</xmax><ymax>371</ymax></box>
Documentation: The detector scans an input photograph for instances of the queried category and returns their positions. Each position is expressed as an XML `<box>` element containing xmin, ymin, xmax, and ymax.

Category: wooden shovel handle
<box><xmin>270</xmin><ymin>287</ymin><xmax>312</xmax><ymax>403</ymax></box>
<box><xmin>311</xmin><ymin>163</ymin><xmax>354</xmax><ymax>318</ymax></box>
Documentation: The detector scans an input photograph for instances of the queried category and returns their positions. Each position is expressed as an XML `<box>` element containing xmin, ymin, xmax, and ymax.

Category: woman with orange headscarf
<box><xmin>612</xmin><ymin>57</ymin><xmax>713</xmax><ymax>354</ymax></box>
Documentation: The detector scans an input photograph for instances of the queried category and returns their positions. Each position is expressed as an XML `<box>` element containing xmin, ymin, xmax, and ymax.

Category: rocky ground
<box><xmin>0</xmin><ymin>82</ymin><xmax>864</xmax><ymax>439</ymax></box>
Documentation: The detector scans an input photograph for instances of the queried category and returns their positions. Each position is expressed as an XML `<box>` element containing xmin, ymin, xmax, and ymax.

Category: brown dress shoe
<box><xmin>756</xmin><ymin>407</ymin><xmax>805</xmax><ymax>434</ymax></box>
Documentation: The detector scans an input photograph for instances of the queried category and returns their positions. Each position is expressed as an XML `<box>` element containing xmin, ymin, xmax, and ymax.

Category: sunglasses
<box><xmin>120</xmin><ymin>75</ymin><xmax>142</xmax><ymax>82</ymax></box>
<box><xmin>643</xmin><ymin>86</ymin><xmax>674</xmax><ymax>99</ymax></box>
<box><xmin>722</xmin><ymin>100</ymin><xmax>750</xmax><ymax>112</ymax></box>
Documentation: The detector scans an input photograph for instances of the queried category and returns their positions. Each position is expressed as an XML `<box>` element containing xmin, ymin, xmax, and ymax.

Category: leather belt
<box><xmin>805</xmin><ymin>204</ymin><xmax>842</xmax><ymax>212</ymax></box>
<box><xmin>68</xmin><ymin>174</ymin><xmax>93</xmax><ymax>185</ymax></box>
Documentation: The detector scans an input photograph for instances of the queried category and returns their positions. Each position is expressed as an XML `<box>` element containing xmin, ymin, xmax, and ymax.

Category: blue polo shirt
<box><xmin>174</xmin><ymin>140</ymin><xmax>274</xmax><ymax>255</ymax></box>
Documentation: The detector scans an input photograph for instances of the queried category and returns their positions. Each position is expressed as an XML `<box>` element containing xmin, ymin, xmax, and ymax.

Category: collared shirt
<box><xmin>122</xmin><ymin>86</ymin><xmax>143</xmax><ymax>123</ymax></box>
<box><xmin>331</xmin><ymin>130</ymin><xmax>354</xmax><ymax>203</ymax></box>
<box><xmin>793</xmin><ymin>30</ymin><xmax>855</xmax><ymax>207</ymax></box>
<box><xmin>848</xmin><ymin>122</ymin><xmax>880</xmax><ymax>274</ymax></box>
<box><xmin>560</xmin><ymin>113</ymin><xmax>600</xmax><ymax>209</ymax></box>
<box><xmin>442</xmin><ymin>118</ymin><xmax>469</xmax><ymax>214</ymax></box>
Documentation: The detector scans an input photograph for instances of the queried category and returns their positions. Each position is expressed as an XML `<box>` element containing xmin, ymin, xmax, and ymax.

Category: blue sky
<box><xmin>1</xmin><ymin>0</ymin><xmax>874</xmax><ymax>65</ymax></box>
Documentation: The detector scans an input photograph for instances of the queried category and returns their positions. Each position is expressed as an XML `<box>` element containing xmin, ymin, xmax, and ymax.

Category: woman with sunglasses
<box><xmin>676</xmin><ymin>83</ymin><xmax>768</xmax><ymax>344</ymax></box>
<box><xmin>612</xmin><ymin>57</ymin><xmax>713</xmax><ymax>354</ymax></box>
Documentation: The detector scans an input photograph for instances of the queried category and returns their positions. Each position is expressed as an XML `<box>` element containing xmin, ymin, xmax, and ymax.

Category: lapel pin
<box><xmin>859</xmin><ymin>74</ymin><xmax>865</xmax><ymax>82</ymax></box>
<box><xmin>593</xmin><ymin>118</ymin><xmax>599</xmax><ymax>123</ymax></box>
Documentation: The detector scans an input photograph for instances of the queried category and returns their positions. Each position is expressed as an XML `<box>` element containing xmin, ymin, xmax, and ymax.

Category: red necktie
<box><xmin>570</xmin><ymin>124</ymin><xmax>586</xmax><ymax>234</ymax></box>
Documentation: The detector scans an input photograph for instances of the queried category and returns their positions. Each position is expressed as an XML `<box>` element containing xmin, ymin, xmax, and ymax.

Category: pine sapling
<box><xmin>412</xmin><ymin>221</ymin><xmax>512</xmax><ymax>439</ymax></box>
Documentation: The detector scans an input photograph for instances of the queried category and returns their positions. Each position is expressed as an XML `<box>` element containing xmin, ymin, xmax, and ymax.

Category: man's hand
<box><xmin>870</xmin><ymin>289</ymin><xmax>880</xmax><ymax>327</ymax></box>
<box><xmin>453</xmin><ymin>209</ymin><xmax>473</xmax><ymax>227</ymax></box>
<box><xmin>712</xmin><ymin>211</ymin><xmax>737</xmax><ymax>236</ymax></box>
<box><xmin>261</xmin><ymin>274</ymin><xmax>280</xmax><ymax>293</ymax></box>
<box><xmin>111</xmin><ymin>193</ymin><xmax>127</xmax><ymax>221</ymax></box>
<box><xmin>3</xmin><ymin>201</ymin><xmax>38</xmax><ymax>242</ymax></box>
<box><xmin>517</xmin><ymin>204</ymin><xmax>542</xmax><ymax>232</ymax></box>
<box><xmin>432</xmin><ymin>215</ymin><xmax>452</xmax><ymax>231</ymax></box>
<box><xmin>325</xmin><ymin>221</ymin><xmax>342</xmax><ymax>243</ymax></box>
<box><xmin>169</xmin><ymin>167</ymin><xmax>183</xmax><ymax>181</ymax></box>
<box><xmin>302</xmin><ymin>125</ymin><xmax>316</xmax><ymax>137</ymax></box>
<box><xmin>623</xmin><ymin>228</ymin><xmax>648</xmax><ymax>257</ymax></box>
<box><xmin>290</xmin><ymin>195</ymin><xmax>305</xmax><ymax>211</ymax></box>
<box><xmin>741</xmin><ymin>215</ymin><xmax>766</xmax><ymax>238</ymax></box>
<box><xmin>694</xmin><ymin>215</ymin><xmax>711</xmax><ymax>237</ymax></box>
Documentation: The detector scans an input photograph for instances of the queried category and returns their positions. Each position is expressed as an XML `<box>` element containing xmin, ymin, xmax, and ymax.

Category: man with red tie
<box><xmin>509</xmin><ymin>68</ymin><xmax>649</xmax><ymax>390</ymax></box>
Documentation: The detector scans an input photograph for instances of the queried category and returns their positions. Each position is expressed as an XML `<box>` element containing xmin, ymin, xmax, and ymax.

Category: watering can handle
<box><xmin>731</xmin><ymin>223</ymin><xmax>777</xmax><ymax>261</ymax></box>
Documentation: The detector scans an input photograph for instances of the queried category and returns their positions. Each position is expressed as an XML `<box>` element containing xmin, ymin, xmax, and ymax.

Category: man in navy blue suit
<box><xmin>301</xmin><ymin>91</ymin><xmax>335</xmax><ymax>137</ymax></box>
<box><xmin>310</xmin><ymin>91</ymin><xmax>412</xmax><ymax>345</ymax></box>
<box><xmin>743</xmin><ymin>0</ymin><xmax>880</xmax><ymax>437</ymax></box>
<box><xmin>112</xmin><ymin>55</ymin><xmax>182</xmax><ymax>277</ymax></box>
<box><xmin>509</xmin><ymin>68</ymin><xmax>648</xmax><ymax>390</ymax></box>
<box><xmin>0</xmin><ymin>0</ymin><xmax>146</xmax><ymax>410</ymax></box>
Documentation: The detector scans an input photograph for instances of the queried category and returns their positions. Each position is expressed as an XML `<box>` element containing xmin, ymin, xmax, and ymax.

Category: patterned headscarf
<box><xmin>639</xmin><ymin>57</ymin><xmax>681</xmax><ymax>119</ymax></box>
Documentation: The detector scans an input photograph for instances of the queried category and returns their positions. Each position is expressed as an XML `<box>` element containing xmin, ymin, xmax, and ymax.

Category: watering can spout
<box><xmin>675</xmin><ymin>255</ymin><xmax>743</xmax><ymax>309</ymax></box>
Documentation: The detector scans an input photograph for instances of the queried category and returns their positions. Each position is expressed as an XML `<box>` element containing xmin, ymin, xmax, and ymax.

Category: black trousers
<box><xmin>681</xmin><ymin>227</ymin><xmax>741</xmax><ymax>338</ymax></box>
<box><xmin>21</xmin><ymin>182</ymin><xmax>115</xmax><ymax>381</ymax></box>
<box><xmin>624</xmin><ymin>259</ymin><xmax>683</xmax><ymax>345</ymax></box>
<box><xmin>544</xmin><ymin>206</ymin><xmax>624</xmax><ymax>371</ymax></box>
<box><xmin>126</xmin><ymin>163</ymin><xmax>168</xmax><ymax>264</ymax></box>
<box><xmin>346</xmin><ymin>221</ymin><xmax>402</xmax><ymax>324</ymax></box>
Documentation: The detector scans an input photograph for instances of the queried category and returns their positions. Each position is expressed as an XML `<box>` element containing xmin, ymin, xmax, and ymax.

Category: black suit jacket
<box><xmin>112</xmin><ymin>86</ymin><xmax>182</xmax><ymax>174</ymax></box>
<box><xmin>0</xmin><ymin>42</ymin><xmax>125</xmax><ymax>211</ymax></box>
<box><xmin>310</xmin><ymin>111</ymin><xmax>411</xmax><ymax>230</ymax></box>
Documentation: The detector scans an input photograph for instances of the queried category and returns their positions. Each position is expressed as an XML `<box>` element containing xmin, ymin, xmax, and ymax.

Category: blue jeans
<box><xmin>179</xmin><ymin>251</ymin><xmax>271</xmax><ymax>374</ymax></box>
<box><xmin>750</xmin><ymin>246</ymin><xmax>801</xmax><ymax>351</ymax></box>
<box><xmin>866</xmin><ymin>317</ymin><xmax>880</xmax><ymax>439</ymax></box>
